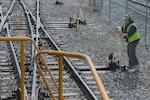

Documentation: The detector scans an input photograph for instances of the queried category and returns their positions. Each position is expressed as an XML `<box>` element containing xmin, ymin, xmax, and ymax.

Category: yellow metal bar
<box><xmin>0</xmin><ymin>37</ymin><xmax>29</xmax><ymax>41</ymax></box>
<box><xmin>28</xmin><ymin>38</ymin><xmax>60</xmax><ymax>92</ymax></box>
<box><xmin>0</xmin><ymin>37</ymin><xmax>109</xmax><ymax>100</ymax></box>
<box><xmin>85</xmin><ymin>55</ymin><xmax>109</xmax><ymax>100</ymax></box>
<box><xmin>40</xmin><ymin>56</ymin><xmax>59</xmax><ymax>90</ymax></box>
<box><xmin>0</xmin><ymin>37</ymin><xmax>40</xmax><ymax>52</ymax></box>
<box><xmin>0</xmin><ymin>37</ymin><xmax>59</xmax><ymax>91</ymax></box>
<box><xmin>59</xmin><ymin>56</ymin><xmax>63</xmax><ymax>100</ymax></box>
<box><xmin>0</xmin><ymin>37</ymin><xmax>44</xmax><ymax>99</ymax></box>
<box><xmin>49</xmin><ymin>50</ymin><xmax>109</xmax><ymax>100</ymax></box>
<box><xmin>28</xmin><ymin>38</ymin><xmax>59</xmax><ymax>90</ymax></box>
<box><xmin>21</xmin><ymin>41</ymin><xmax>24</xmax><ymax>100</ymax></box>
<box><xmin>36</xmin><ymin>56</ymin><xmax>56</xmax><ymax>100</ymax></box>
<box><xmin>36</xmin><ymin>51</ymin><xmax>65</xmax><ymax>100</ymax></box>
<box><xmin>28</xmin><ymin>37</ymin><xmax>61</xmax><ymax>99</ymax></box>
<box><xmin>36</xmin><ymin>50</ymin><xmax>109</xmax><ymax>100</ymax></box>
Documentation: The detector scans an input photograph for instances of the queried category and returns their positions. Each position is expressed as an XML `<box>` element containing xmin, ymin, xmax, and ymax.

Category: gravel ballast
<box><xmin>40</xmin><ymin>0</ymin><xmax>150</xmax><ymax>100</ymax></box>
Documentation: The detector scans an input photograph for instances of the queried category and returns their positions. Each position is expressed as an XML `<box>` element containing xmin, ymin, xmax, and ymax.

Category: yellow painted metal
<box><xmin>0</xmin><ymin>37</ymin><xmax>60</xmax><ymax>93</ymax></box>
<box><xmin>0</xmin><ymin>37</ymin><xmax>29</xmax><ymax>41</ymax></box>
<box><xmin>28</xmin><ymin>37</ymin><xmax>62</xmax><ymax>99</ymax></box>
<box><xmin>21</xmin><ymin>41</ymin><xmax>25</xmax><ymax>100</ymax></box>
<box><xmin>36</xmin><ymin>51</ymin><xmax>63</xmax><ymax>100</ymax></box>
<box><xmin>36</xmin><ymin>50</ymin><xmax>109</xmax><ymax>100</ymax></box>
<box><xmin>36</xmin><ymin>51</ymin><xmax>65</xmax><ymax>100</ymax></box>
<box><xmin>39</xmin><ymin>55</ymin><xmax>59</xmax><ymax>90</ymax></box>
<box><xmin>0</xmin><ymin>37</ymin><xmax>39</xmax><ymax>100</ymax></box>
<box><xmin>0</xmin><ymin>37</ymin><xmax>59</xmax><ymax>99</ymax></box>
<box><xmin>0</xmin><ymin>37</ymin><xmax>109</xmax><ymax>100</ymax></box>
<box><xmin>36</xmin><ymin>55</ymin><xmax>56</xmax><ymax>100</ymax></box>
<box><xmin>59</xmin><ymin>56</ymin><xmax>63</xmax><ymax>100</ymax></box>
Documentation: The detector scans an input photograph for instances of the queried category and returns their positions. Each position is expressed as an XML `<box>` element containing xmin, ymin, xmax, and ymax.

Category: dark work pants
<box><xmin>127</xmin><ymin>40</ymin><xmax>139</xmax><ymax>67</ymax></box>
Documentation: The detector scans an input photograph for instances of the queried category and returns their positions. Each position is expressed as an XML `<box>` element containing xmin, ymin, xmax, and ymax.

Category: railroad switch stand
<box><xmin>68</xmin><ymin>17</ymin><xmax>76</xmax><ymax>28</ymax></box>
<box><xmin>108</xmin><ymin>60</ymin><xmax>127</xmax><ymax>71</ymax></box>
<box><xmin>55</xmin><ymin>1</ymin><xmax>63</xmax><ymax>5</ymax></box>
<box><xmin>68</xmin><ymin>8</ymin><xmax>86</xmax><ymax>29</ymax></box>
<box><xmin>108</xmin><ymin>52</ymin><xmax>127</xmax><ymax>71</ymax></box>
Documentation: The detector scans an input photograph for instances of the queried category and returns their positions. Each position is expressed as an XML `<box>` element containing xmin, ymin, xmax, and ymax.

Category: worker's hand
<box><xmin>120</xmin><ymin>33</ymin><xmax>127</xmax><ymax>38</ymax></box>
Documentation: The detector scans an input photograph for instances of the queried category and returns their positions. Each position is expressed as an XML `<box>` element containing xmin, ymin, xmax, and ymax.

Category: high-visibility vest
<box><xmin>123</xmin><ymin>23</ymin><xmax>140</xmax><ymax>42</ymax></box>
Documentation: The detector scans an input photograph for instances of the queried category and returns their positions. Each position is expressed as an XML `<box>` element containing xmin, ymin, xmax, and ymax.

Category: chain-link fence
<box><xmin>89</xmin><ymin>0</ymin><xmax>150</xmax><ymax>49</ymax></box>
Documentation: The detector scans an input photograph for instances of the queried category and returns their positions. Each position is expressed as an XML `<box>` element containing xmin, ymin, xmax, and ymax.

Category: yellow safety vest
<box><xmin>123</xmin><ymin>23</ymin><xmax>140</xmax><ymax>42</ymax></box>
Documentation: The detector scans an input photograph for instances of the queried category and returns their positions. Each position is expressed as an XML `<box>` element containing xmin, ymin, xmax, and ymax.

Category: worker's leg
<box><xmin>127</xmin><ymin>40</ymin><xmax>139</xmax><ymax>67</ymax></box>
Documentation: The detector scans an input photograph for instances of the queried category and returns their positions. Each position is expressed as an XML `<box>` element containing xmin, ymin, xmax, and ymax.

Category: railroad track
<box><xmin>0</xmin><ymin>0</ymin><xmax>109</xmax><ymax>100</ymax></box>
<box><xmin>0</xmin><ymin>38</ymin><xmax>19</xmax><ymax>100</ymax></box>
<box><xmin>1</xmin><ymin>0</ymin><xmax>149</xmax><ymax>100</ymax></box>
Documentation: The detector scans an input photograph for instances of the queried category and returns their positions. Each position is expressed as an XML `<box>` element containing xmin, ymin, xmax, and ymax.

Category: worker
<box><xmin>120</xmin><ymin>14</ymin><xmax>140</xmax><ymax>73</ymax></box>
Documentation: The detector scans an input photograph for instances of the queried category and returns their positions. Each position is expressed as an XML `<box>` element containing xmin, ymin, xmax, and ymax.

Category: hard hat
<box><xmin>124</xmin><ymin>14</ymin><xmax>131</xmax><ymax>20</ymax></box>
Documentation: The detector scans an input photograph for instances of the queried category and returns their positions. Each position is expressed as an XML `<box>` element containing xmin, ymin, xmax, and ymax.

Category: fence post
<box><xmin>99</xmin><ymin>0</ymin><xmax>104</xmax><ymax>14</ymax></box>
<box><xmin>109</xmin><ymin>0</ymin><xmax>112</xmax><ymax>23</ymax></box>
<box><xmin>145</xmin><ymin>0</ymin><xmax>148</xmax><ymax>47</ymax></box>
<box><xmin>126</xmin><ymin>0</ymin><xmax>129</xmax><ymax>14</ymax></box>
<box><xmin>89</xmin><ymin>0</ymin><xmax>93</xmax><ymax>6</ymax></box>
<box><xmin>93</xmin><ymin>0</ymin><xmax>98</xmax><ymax>11</ymax></box>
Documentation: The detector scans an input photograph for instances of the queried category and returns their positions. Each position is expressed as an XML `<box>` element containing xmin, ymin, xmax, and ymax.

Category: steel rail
<box><xmin>35</xmin><ymin>85</ymin><xmax>45</xmax><ymax>100</ymax></box>
<box><xmin>19</xmin><ymin>1</ymin><xmax>61</xmax><ymax>99</ymax></box>
<box><xmin>36</xmin><ymin>50</ymin><xmax>110</xmax><ymax>100</ymax></box>
<box><xmin>16</xmin><ymin>2</ymin><xmax>108</xmax><ymax>99</ymax></box>
<box><xmin>22</xmin><ymin>2</ymin><xmax>100</xmax><ymax>99</ymax></box>
<box><xmin>36</xmin><ymin>21</ymin><xmax>100</xmax><ymax>99</ymax></box>
<box><xmin>19</xmin><ymin>0</ymin><xmax>43</xmax><ymax>99</ymax></box>
<box><xmin>0</xmin><ymin>37</ymin><xmax>65</xmax><ymax>99</ymax></box>
<box><xmin>3</xmin><ymin>23</ymin><xmax>29</xmax><ymax>100</ymax></box>
<box><xmin>20</xmin><ymin>0</ymin><xmax>35</xmax><ymax>61</ymax></box>
<box><xmin>19</xmin><ymin>1</ymin><xmax>38</xmax><ymax>99</ymax></box>
<box><xmin>0</xmin><ymin>4</ymin><xmax>4</xmax><ymax>19</ymax></box>
<box><xmin>0</xmin><ymin>37</ymin><xmax>39</xmax><ymax>100</ymax></box>
<box><xmin>0</xmin><ymin>0</ymin><xmax>16</xmax><ymax>31</ymax></box>
<box><xmin>31</xmin><ymin>0</ymin><xmax>41</xmax><ymax>99</ymax></box>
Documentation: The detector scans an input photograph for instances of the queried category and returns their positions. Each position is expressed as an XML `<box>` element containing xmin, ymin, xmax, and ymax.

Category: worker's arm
<box><xmin>120</xmin><ymin>33</ymin><xmax>127</xmax><ymax>38</ymax></box>
<box><xmin>120</xmin><ymin>26</ymin><xmax>136</xmax><ymax>38</ymax></box>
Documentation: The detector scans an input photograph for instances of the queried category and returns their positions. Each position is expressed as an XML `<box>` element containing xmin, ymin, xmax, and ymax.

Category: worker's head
<box><xmin>124</xmin><ymin>14</ymin><xmax>131</xmax><ymax>24</ymax></box>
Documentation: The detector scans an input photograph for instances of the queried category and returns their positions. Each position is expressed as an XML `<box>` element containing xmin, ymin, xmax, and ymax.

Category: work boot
<box><xmin>126</xmin><ymin>67</ymin><xmax>139</xmax><ymax>73</ymax></box>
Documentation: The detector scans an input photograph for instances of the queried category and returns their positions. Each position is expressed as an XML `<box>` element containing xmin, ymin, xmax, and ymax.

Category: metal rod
<box><xmin>36</xmin><ymin>52</ymin><xmax>56</xmax><ymax>100</ymax></box>
<box><xmin>0</xmin><ymin>0</ymin><xmax>16</xmax><ymax>31</ymax></box>
<box><xmin>4</xmin><ymin>23</ymin><xmax>29</xmax><ymax>99</ymax></box>
<box><xmin>21</xmin><ymin>41</ymin><xmax>25</xmax><ymax>100</ymax></box>
<box><xmin>109</xmin><ymin>0</ymin><xmax>112</xmax><ymax>23</ymax></box>
<box><xmin>31</xmin><ymin>0</ymin><xmax>40</xmax><ymax>98</ymax></box>
<box><xmin>37</xmin><ymin>50</ymin><xmax>110</xmax><ymax>100</ymax></box>
<box><xmin>145</xmin><ymin>0</ymin><xmax>148</xmax><ymax>47</ymax></box>
<box><xmin>126</xmin><ymin>0</ymin><xmax>129</xmax><ymax>14</ymax></box>
<box><xmin>100</xmin><ymin>0</ymin><xmax>103</xmax><ymax>14</ymax></box>
<box><xmin>59</xmin><ymin>56</ymin><xmax>63</xmax><ymax>100</ymax></box>
<box><xmin>0</xmin><ymin>37</ymin><xmax>109</xmax><ymax>100</ymax></box>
